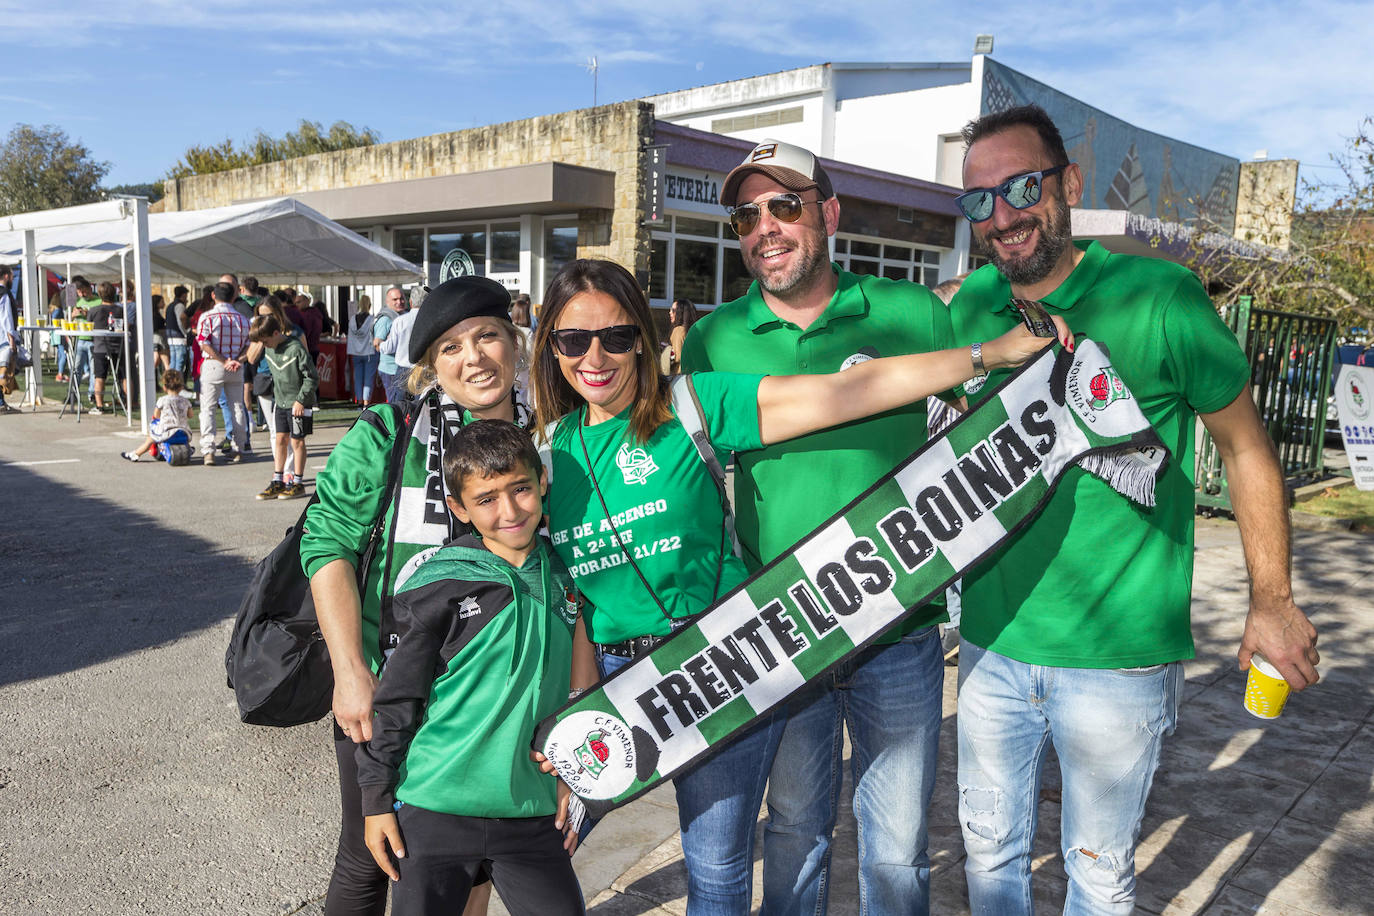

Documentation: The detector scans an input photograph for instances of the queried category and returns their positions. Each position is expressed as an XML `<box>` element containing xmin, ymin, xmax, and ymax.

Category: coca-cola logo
<box><xmin>317</xmin><ymin>351</ymin><xmax>334</xmax><ymax>384</ymax></box>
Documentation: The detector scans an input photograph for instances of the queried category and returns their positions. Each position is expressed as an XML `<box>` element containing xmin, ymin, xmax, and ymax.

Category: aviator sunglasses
<box><xmin>727</xmin><ymin>191</ymin><xmax>823</xmax><ymax>237</ymax></box>
<box><xmin>954</xmin><ymin>164</ymin><xmax>1070</xmax><ymax>222</ymax></box>
<box><xmin>551</xmin><ymin>324</ymin><xmax>640</xmax><ymax>357</ymax></box>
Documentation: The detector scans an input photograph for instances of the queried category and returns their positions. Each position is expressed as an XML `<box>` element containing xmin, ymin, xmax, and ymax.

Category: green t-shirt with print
<box><xmin>74</xmin><ymin>295</ymin><xmax>100</xmax><ymax>342</ymax></box>
<box><xmin>546</xmin><ymin>372</ymin><xmax>764</xmax><ymax>645</ymax></box>
<box><xmin>680</xmin><ymin>266</ymin><xmax>955</xmax><ymax>639</ymax></box>
<box><xmin>950</xmin><ymin>240</ymin><xmax>1251</xmax><ymax>668</ymax></box>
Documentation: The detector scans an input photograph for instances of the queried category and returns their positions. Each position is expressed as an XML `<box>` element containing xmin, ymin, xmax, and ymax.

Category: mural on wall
<box><xmin>981</xmin><ymin>59</ymin><xmax>1239</xmax><ymax>234</ymax></box>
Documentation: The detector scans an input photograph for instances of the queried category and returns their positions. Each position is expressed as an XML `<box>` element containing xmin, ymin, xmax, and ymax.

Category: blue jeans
<box><xmin>598</xmin><ymin>649</ymin><xmax>787</xmax><ymax>916</ymax></box>
<box><xmin>74</xmin><ymin>340</ymin><xmax>93</xmax><ymax>394</ymax></box>
<box><xmin>168</xmin><ymin>340</ymin><xmax>187</xmax><ymax>377</ymax></box>
<box><xmin>762</xmin><ymin>625</ymin><xmax>943</xmax><ymax>916</ymax></box>
<box><xmin>956</xmin><ymin>640</ymin><xmax>1183</xmax><ymax>916</ymax></box>
<box><xmin>352</xmin><ymin>351</ymin><xmax>379</xmax><ymax>402</ymax></box>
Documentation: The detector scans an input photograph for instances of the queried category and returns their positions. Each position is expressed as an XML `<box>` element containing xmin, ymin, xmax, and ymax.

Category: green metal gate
<box><xmin>1196</xmin><ymin>296</ymin><xmax>1338</xmax><ymax>512</ymax></box>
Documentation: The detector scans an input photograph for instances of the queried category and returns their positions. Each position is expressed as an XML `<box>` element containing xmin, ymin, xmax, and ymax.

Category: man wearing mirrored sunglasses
<box><xmin>950</xmin><ymin>104</ymin><xmax>1319</xmax><ymax>915</ymax></box>
<box><xmin>682</xmin><ymin>138</ymin><xmax>955</xmax><ymax>916</ymax></box>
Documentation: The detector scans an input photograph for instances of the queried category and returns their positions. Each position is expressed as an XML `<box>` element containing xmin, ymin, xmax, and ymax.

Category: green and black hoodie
<box><xmin>356</xmin><ymin>534</ymin><xmax>581</xmax><ymax>818</ymax></box>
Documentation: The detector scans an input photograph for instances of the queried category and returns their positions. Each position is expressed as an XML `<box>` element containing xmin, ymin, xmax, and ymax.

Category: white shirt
<box><xmin>387</xmin><ymin>309</ymin><xmax>420</xmax><ymax>371</ymax></box>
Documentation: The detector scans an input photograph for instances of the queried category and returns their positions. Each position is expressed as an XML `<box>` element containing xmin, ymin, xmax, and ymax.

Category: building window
<box><xmin>711</xmin><ymin>106</ymin><xmax>804</xmax><ymax>133</ymax></box>
<box><xmin>722</xmin><ymin>248</ymin><xmax>752</xmax><ymax>302</ymax></box>
<box><xmin>543</xmin><ymin>219</ymin><xmax>578</xmax><ymax>293</ymax></box>
<box><xmin>649</xmin><ymin>239</ymin><xmax>669</xmax><ymax>301</ymax></box>
<box><xmin>834</xmin><ymin>234</ymin><xmax>943</xmax><ymax>287</ymax></box>
<box><xmin>395</xmin><ymin>229</ymin><xmax>424</xmax><ymax>270</ymax></box>
<box><xmin>491</xmin><ymin>223</ymin><xmax>520</xmax><ymax>274</ymax></box>
<box><xmin>674</xmin><ymin>238</ymin><xmax>718</xmax><ymax>304</ymax></box>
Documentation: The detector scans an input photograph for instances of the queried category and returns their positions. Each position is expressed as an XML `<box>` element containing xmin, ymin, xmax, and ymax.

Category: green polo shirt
<box><xmin>681</xmin><ymin>266</ymin><xmax>955</xmax><ymax>639</ymax></box>
<box><xmin>950</xmin><ymin>241</ymin><xmax>1250</xmax><ymax>668</ymax></box>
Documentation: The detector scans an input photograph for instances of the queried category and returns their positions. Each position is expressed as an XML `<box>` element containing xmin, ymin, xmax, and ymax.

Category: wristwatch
<box><xmin>971</xmin><ymin>342</ymin><xmax>987</xmax><ymax>378</ymax></box>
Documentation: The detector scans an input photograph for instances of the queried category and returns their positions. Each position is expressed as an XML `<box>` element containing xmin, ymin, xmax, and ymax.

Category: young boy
<box><xmin>248</xmin><ymin>314</ymin><xmax>318</xmax><ymax>499</ymax></box>
<box><xmin>357</xmin><ymin>419</ymin><xmax>594</xmax><ymax>916</ymax></box>
<box><xmin>120</xmin><ymin>369</ymin><xmax>192</xmax><ymax>462</ymax></box>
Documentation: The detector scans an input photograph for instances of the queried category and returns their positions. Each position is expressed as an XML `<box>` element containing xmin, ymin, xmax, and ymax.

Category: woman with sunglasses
<box><xmin>303</xmin><ymin>276</ymin><xmax>579</xmax><ymax>916</ymax></box>
<box><xmin>531</xmin><ymin>258</ymin><xmax>1069</xmax><ymax>915</ymax></box>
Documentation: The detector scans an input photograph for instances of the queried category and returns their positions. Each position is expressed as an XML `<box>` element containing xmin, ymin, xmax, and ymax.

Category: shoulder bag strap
<box><xmin>670</xmin><ymin>374</ymin><xmax>740</xmax><ymax>559</ymax></box>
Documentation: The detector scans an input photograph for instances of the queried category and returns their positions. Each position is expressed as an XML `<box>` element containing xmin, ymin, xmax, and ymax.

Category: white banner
<box><xmin>1334</xmin><ymin>364</ymin><xmax>1374</xmax><ymax>490</ymax></box>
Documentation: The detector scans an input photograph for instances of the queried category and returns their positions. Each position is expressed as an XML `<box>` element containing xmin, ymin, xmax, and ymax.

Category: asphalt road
<box><xmin>2</xmin><ymin>414</ymin><xmax>367</xmax><ymax>915</ymax></box>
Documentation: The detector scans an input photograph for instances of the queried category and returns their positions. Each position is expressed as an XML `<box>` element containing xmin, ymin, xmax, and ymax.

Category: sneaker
<box><xmin>219</xmin><ymin>437</ymin><xmax>233</xmax><ymax>453</ymax></box>
<box><xmin>228</xmin><ymin>450</ymin><xmax>244</xmax><ymax>465</ymax></box>
<box><xmin>203</xmin><ymin>452</ymin><xmax>216</xmax><ymax>466</ymax></box>
<box><xmin>0</xmin><ymin>404</ymin><xmax>18</xmax><ymax>415</ymax></box>
<box><xmin>87</xmin><ymin>405</ymin><xmax>104</xmax><ymax>415</ymax></box>
<box><xmin>277</xmin><ymin>481</ymin><xmax>306</xmax><ymax>500</ymax></box>
<box><xmin>256</xmin><ymin>480</ymin><xmax>286</xmax><ymax>500</ymax></box>
<box><xmin>120</xmin><ymin>451</ymin><xmax>139</xmax><ymax>462</ymax></box>
<box><xmin>243</xmin><ymin>441</ymin><xmax>254</xmax><ymax>454</ymax></box>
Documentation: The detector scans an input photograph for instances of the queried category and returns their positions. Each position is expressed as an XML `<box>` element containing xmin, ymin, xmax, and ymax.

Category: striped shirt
<box><xmin>196</xmin><ymin>303</ymin><xmax>249</xmax><ymax>364</ymax></box>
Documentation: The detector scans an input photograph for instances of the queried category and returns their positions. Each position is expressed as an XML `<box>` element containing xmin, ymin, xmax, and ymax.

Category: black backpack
<box><xmin>225</xmin><ymin>404</ymin><xmax>412</xmax><ymax>727</ymax></box>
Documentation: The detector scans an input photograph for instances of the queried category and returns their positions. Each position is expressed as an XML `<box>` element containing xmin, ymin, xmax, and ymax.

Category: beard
<box><xmin>742</xmin><ymin>224</ymin><xmax>831</xmax><ymax>298</ymax></box>
<box><xmin>976</xmin><ymin>196</ymin><xmax>1073</xmax><ymax>287</ymax></box>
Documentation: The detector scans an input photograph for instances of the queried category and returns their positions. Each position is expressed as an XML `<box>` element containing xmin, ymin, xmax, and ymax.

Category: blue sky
<box><xmin>3</xmin><ymin>0</ymin><xmax>1366</xmax><ymax>199</ymax></box>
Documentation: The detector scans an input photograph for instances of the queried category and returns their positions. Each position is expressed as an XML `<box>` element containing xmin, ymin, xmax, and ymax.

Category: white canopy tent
<box><xmin>1</xmin><ymin>197</ymin><xmax>421</xmax><ymax>432</ymax></box>
<box><xmin>0</xmin><ymin>196</ymin><xmax>421</xmax><ymax>284</ymax></box>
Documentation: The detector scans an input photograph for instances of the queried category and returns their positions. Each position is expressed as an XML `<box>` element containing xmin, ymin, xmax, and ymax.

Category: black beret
<box><xmin>408</xmin><ymin>276</ymin><xmax>512</xmax><ymax>364</ymax></box>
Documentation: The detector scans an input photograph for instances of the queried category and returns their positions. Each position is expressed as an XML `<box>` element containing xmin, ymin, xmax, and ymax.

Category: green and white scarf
<box><xmin>535</xmin><ymin>341</ymin><xmax>1169</xmax><ymax>815</ymax></box>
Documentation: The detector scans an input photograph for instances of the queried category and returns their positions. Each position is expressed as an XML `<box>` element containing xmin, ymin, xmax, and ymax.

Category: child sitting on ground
<box><xmin>357</xmin><ymin>419</ymin><xmax>596</xmax><ymax>916</ymax></box>
<box><xmin>121</xmin><ymin>369</ymin><xmax>191</xmax><ymax>462</ymax></box>
<box><xmin>248</xmin><ymin>314</ymin><xmax>318</xmax><ymax>500</ymax></box>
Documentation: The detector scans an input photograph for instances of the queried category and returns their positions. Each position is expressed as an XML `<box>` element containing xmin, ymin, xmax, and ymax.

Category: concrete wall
<box><xmin>163</xmin><ymin>101</ymin><xmax>656</xmax><ymax>277</ymax></box>
<box><xmin>645</xmin><ymin>66</ymin><xmax>827</xmax><ymax>118</ymax></box>
<box><xmin>653</xmin><ymin>94</ymin><xmax>827</xmax><ymax>156</ymax></box>
<box><xmin>1235</xmin><ymin>159</ymin><xmax>1299</xmax><ymax>251</ymax></box>
<box><xmin>833</xmin><ymin>81</ymin><xmax>977</xmax><ymax>183</ymax></box>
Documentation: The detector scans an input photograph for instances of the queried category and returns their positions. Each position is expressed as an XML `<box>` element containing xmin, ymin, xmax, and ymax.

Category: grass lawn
<box><xmin>1294</xmin><ymin>483</ymin><xmax>1374</xmax><ymax>531</ymax></box>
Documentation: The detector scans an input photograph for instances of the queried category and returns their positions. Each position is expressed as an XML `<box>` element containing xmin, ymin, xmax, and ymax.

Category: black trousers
<box><xmin>392</xmin><ymin>804</ymin><xmax>584</xmax><ymax>916</ymax></box>
<box><xmin>327</xmin><ymin>722</ymin><xmax>389</xmax><ymax>916</ymax></box>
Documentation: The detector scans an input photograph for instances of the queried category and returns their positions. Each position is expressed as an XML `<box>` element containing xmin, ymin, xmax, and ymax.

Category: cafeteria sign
<box><xmin>535</xmin><ymin>339</ymin><xmax>1171</xmax><ymax>816</ymax></box>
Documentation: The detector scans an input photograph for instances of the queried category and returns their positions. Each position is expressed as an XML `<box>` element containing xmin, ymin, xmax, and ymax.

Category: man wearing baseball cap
<box><xmin>681</xmin><ymin>139</ymin><xmax>955</xmax><ymax>916</ymax></box>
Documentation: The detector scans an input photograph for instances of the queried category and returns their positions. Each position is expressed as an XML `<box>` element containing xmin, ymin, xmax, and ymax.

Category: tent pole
<box><xmin>131</xmin><ymin>202</ymin><xmax>154</xmax><ymax>436</ymax></box>
<box><xmin>20</xmin><ymin>230</ymin><xmax>42</xmax><ymax>407</ymax></box>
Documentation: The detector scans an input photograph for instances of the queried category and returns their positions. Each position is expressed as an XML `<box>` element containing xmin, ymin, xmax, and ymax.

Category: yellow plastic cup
<box><xmin>1243</xmin><ymin>654</ymin><xmax>1290</xmax><ymax>719</ymax></box>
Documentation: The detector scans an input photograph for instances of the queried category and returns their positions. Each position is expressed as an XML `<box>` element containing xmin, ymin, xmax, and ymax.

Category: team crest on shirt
<box><xmin>559</xmin><ymin>586</ymin><xmax>584</xmax><ymax>625</ymax></box>
<box><xmin>616</xmin><ymin>443</ymin><xmax>659</xmax><ymax>485</ymax></box>
<box><xmin>965</xmin><ymin>374</ymin><xmax>987</xmax><ymax>395</ymax></box>
<box><xmin>839</xmin><ymin>346</ymin><xmax>880</xmax><ymax>371</ymax></box>
<box><xmin>457</xmin><ymin>596</ymin><xmax>481</xmax><ymax>619</ymax></box>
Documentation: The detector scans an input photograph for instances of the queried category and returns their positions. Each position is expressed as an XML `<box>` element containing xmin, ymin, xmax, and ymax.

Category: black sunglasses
<box><xmin>551</xmin><ymin>324</ymin><xmax>639</xmax><ymax>357</ymax></box>
<box><xmin>726</xmin><ymin>191</ymin><xmax>823</xmax><ymax>237</ymax></box>
<box><xmin>955</xmin><ymin>165</ymin><xmax>1070</xmax><ymax>222</ymax></box>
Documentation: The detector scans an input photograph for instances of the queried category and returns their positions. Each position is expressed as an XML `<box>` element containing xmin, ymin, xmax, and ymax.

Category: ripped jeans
<box><xmin>956</xmin><ymin>639</ymin><xmax>1182</xmax><ymax>916</ymax></box>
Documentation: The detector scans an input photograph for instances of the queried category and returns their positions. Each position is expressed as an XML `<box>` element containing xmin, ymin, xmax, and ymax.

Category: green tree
<box><xmin>168</xmin><ymin>119</ymin><xmax>380</xmax><ymax>179</ymax></box>
<box><xmin>0</xmin><ymin>124</ymin><xmax>110</xmax><ymax>216</ymax></box>
<box><xmin>104</xmin><ymin>180</ymin><xmax>166</xmax><ymax>202</ymax></box>
<box><xmin>1184</xmin><ymin>119</ymin><xmax>1374</xmax><ymax>330</ymax></box>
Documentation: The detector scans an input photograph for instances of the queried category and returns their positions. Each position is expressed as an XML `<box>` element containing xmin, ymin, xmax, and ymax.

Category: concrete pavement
<box><xmin>2</xmin><ymin>404</ymin><xmax>1371</xmax><ymax>915</ymax></box>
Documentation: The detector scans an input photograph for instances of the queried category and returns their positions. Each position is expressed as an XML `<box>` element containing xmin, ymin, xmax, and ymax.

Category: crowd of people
<box><xmin>284</xmin><ymin>104</ymin><xmax>1321</xmax><ymax>916</ymax></box>
<box><xmin>2</xmin><ymin>103</ymin><xmax>1322</xmax><ymax>916</ymax></box>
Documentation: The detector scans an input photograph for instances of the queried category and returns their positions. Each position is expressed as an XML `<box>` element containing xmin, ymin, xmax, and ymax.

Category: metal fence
<box><xmin>1196</xmin><ymin>296</ymin><xmax>1339</xmax><ymax>512</ymax></box>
